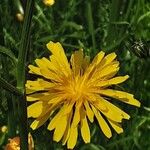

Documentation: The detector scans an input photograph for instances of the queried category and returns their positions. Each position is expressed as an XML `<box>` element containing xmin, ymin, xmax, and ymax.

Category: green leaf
<box><xmin>138</xmin><ymin>11</ymin><xmax>150</xmax><ymax>23</ymax></box>
<box><xmin>0</xmin><ymin>133</ymin><xmax>6</xmax><ymax>146</ymax></box>
<box><xmin>0</xmin><ymin>45</ymin><xmax>17</xmax><ymax>65</ymax></box>
<box><xmin>111</xmin><ymin>21</ymin><xmax>130</xmax><ymax>25</ymax></box>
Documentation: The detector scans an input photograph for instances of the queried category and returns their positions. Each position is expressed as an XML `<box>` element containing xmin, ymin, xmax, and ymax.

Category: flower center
<box><xmin>67</xmin><ymin>77</ymin><xmax>86</xmax><ymax>101</ymax></box>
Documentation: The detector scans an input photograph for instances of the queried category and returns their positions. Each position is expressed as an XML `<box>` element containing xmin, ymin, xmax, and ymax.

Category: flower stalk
<box><xmin>16</xmin><ymin>0</ymin><xmax>34</xmax><ymax>149</ymax></box>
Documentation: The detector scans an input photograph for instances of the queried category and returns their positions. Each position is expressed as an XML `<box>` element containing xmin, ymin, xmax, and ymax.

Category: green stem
<box><xmin>17</xmin><ymin>0</ymin><xmax>34</xmax><ymax>149</ymax></box>
<box><xmin>17</xmin><ymin>0</ymin><xmax>34</xmax><ymax>90</ymax></box>
<box><xmin>0</xmin><ymin>77</ymin><xmax>22</xmax><ymax>96</ymax></box>
<box><xmin>7</xmin><ymin>94</ymin><xmax>16</xmax><ymax>137</ymax></box>
<box><xmin>86</xmin><ymin>1</ymin><xmax>96</xmax><ymax>56</ymax></box>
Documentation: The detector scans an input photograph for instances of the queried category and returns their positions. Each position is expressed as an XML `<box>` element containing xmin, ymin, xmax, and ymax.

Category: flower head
<box><xmin>16</xmin><ymin>13</ymin><xmax>24</xmax><ymax>22</ymax></box>
<box><xmin>26</xmin><ymin>41</ymin><xmax>140</xmax><ymax>149</ymax></box>
<box><xmin>1</xmin><ymin>125</ymin><xmax>8</xmax><ymax>133</ymax></box>
<box><xmin>5</xmin><ymin>134</ymin><xmax>34</xmax><ymax>150</ymax></box>
<box><xmin>43</xmin><ymin>0</ymin><xmax>55</xmax><ymax>6</ymax></box>
<box><xmin>5</xmin><ymin>137</ymin><xmax>20</xmax><ymax>150</ymax></box>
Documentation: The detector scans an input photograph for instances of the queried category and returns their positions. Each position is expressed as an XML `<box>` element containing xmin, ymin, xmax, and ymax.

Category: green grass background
<box><xmin>0</xmin><ymin>0</ymin><xmax>150</xmax><ymax>149</ymax></box>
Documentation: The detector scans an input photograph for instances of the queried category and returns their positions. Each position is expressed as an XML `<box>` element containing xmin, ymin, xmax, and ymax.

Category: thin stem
<box><xmin>17</xmin><ymin>0</ymin><xmax>34</xmax><ymax>90</ymax></box>
<box><xmin>7</xmin><ymin>93</ymin><xmax>16</xmax><ymax>137</ymax></box>
<box><xmin>86</xmin><ymin>1</ymin><xmax>96</xmax><ymax>56</ymax></box>
<box><xmin>16</xmin><ymin>0</ymin><xmax>34</xmax><ymax>149</ymax></box>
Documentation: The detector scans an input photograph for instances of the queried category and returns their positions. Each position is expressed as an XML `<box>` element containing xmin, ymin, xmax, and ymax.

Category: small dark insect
<box><xmin>131</xmin><ymin>40</ymin><xmax>150</xmax><ymax>58</ymax></box>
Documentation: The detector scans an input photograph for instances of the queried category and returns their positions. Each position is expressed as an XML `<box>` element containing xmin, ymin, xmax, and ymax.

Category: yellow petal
<box><xmin>62</xmin><ymin>102</ymin><xmax>74</xmax><ymax>115</ymax></box>
<box><xmin>39</xmin><ymin>79</ymin><xmax>55</xmax><ymax>89</ymax></box>
<box><xmin>98</xmin><ymin>62</ymin><xmax>119</xmax><ymax>78</ymax></box>
<box><xmin>91</xmin><ymin>96</ymin><xmax>128</xmax><ymax>122</ymax></box>
<box><xmin>62</xmin><ymin>110</ymin><xmax>73</xmax><ymax>145</ymax></box>
<box><xmin>71</xmin><ymin>49</ymin><xmax>84</xmax><ymax>76</ymax></box>
<box><xmin>35</xmin><ymin>58</ymin><xmax>48</xmax><ymax>69</ymax></box>
<box><xmin>87</xmin><ymin>53</ymin><xmax>117</xmax><ymax>81</ymax></box>
<box><xmin>80</xmin><ymin>108</ymin><xmax>90</xmax><ymax>143</ymax></box>
<box><xmin>30</xmin><ymin>113</ymin><xmax>50</xmax><ymax>130</ymax></box>
<box><xmin>28</xmin><ymin>65</ymin><xmax>41</xmax><ymax>75</ymax></box>
<box><xmin>53</xmin><ymin>114</ymin><xmax>68</xmax><ymax>142</ymax></box>
<box><xmin>28</xmin><ymin>101</ymin><xmax>44</xmax><ymax>118</ymax></box>
<box><xmin>96</xmin><ymin>75</ymin><xmax>129</xmax><ymax>87</ymax></box>
<box><xmin>91</xmin><ymin>51</ymin><xmax>105</xmax><ymax>66</ymax></box>
<box><xmin>26</xmin><ymin>79</ymin><xmax>45</xmax><ymax>94</ymax></box>
<box><xmin>26</xmin><ymin>88</ymin><xmax>37</xmax><ymax>94</ymax></box>
<box><xmin>89</xmin><ymin>94</ymin><xmax>108</xmax><ymax>112</ymax></box>
<box><xmin>37</xmin><ymin>95</ymin><xmax>53</xmax><ymax>102</ymax></box>
<box><xmin>26</xmin><ymin>80</ymin><xmax>43</xmax><ymax>90</ymax></box>
<box><xmin>47</xmin><ymin>110</ymin><xmax>62</xmax><ymax>131</ymax></box>
<box><xmin>42</xmin><ymin>57</ymin><xmax>68</xmax><ymax>78</ymax></box>
<box><xmin>49</xmin><ymin>55</ymin><xmax>68</xmax><ymax>76</ymax></box>
<box><xmin>82</xmin><ymin>55</ymin><xmax>90</xmax><ymax>72</ymax></box>
<box><xmin>99</xmin><ymin>89</ymin><xmax>141</xmax><ymax>107</ymax></box>
<box><xmin>102</xmin><ymin>98</ymin><xmax>130</xmax><ymax>120</ymax></box>
<box><xmin>84</xmin><ymin>101</ymin><xmax>94</xmax><ymax>122</ymax></box>
<box><xmin>100</xmin><ymin>52</ymin><xmax>117</xmax><ymax>68</ymax></box>
<box><xmin>27</xmin><ymin>96</ymin><xmax>38</xmax><ymax>101</ymax></box>
<box><xmin>88</xmin><ymin>61</ymin><xmax>119</xmax><ymax>84</ymax></box>
<box><xmin>46</xmin><ymin>41</ymin><xmax>71</xmax><ymax>75</ymax></box>
<box><xmin>92</xmin><ymin>106</ymin><xmax>112</xmax><ymax>138</ymax></box>
<box><xmin>42</xmin><ymin>57</ymin><xmax>57</xmax><ymax>71</ymax></box>
<box><xmin>43</xmin><ymin>0</ymin><xmax>55</xmax><ymax>6</ymax></box>
<box><xmin>84</xmin><ymin>51</ymin><xmax>105</xmax><ymax>78</ymax></box>
<box><xmin>47</xmin><ymin>104</ymin><xmax>67</xmax><ymax>131</ymax></box>
<box><xmin>48</xmin><ymin>96</ymin><xmax>64</xmax><ymax>104</ymax></box>
<box><xmin>72</xmin><ymin>102</ymin><xmax>82</xmax><ymax>126</ymax></box>
<box><xmin>67</xmin><ymin>126</ymin><xmax>78</xmax><ymax>149</ymax></box>
<box><xmin>108</xmin><ymin>119</ymin><xmax>123</xmax><ymax>134</ymax></box>
<box><xmin>72</xmin><ymin>108</ymin><xmax>80</xmax><ymax>127</ymax></box>
<box><xmin>40</xmin><ymin>68</ymin><xmax>61</xmax><ymax>82</ymax></box>
<box><xmin>27</xmin><ymin>93</ymin><xmax>48</xmax><ymax>101</ymax></box>
<box><xmin>28</xmin><ymin>93</ymin><xmax>59</xmax><ymax>103</ymax></box>
<box><xmin>66</xmin><ymin>102</ymin><xmax>82</xmax><ymax>148</ymax></box>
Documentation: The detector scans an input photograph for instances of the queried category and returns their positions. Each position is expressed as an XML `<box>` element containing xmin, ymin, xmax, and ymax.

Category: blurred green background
<box><xmin>0</xmin><ymin>0</ymin><xmax>150</xmax><ymax>149</ymax></box>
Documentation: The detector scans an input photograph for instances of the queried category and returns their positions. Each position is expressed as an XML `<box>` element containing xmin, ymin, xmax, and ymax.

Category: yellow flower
<box><xmin>5</xmin><ymin>134</ymin><xmax>34</xmax><ymax>150</ymax></box>
<box><xmin>43</xmin><ymin>0</ymin><xmax>55</xmax><ymax>6</ymax></box>
<box><xmin>1</xmin><ymin>125</ymin><xmax>8</xmax><ymax>133</ymax></box>
<box><xmin>16</xmin><ymin>13</ymin><xmax>24</xmax><ymax>22</ymax></box>
<box><xmin>5</xmin><ymin>137</ymin><xmax>20</xmax><ymax>150</ymax></box>
<box><xmin>26</xmin><ymin>41</ymin><xmax>140</xmax><ymax>149</ymax></box>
